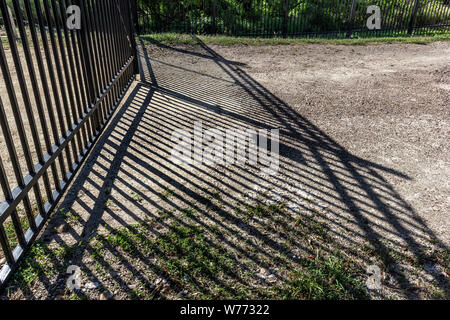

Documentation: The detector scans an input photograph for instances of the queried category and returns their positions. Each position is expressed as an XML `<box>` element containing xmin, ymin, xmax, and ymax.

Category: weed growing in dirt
<box><xmin>12</xmin><ymin>242</ymin><xmax>55</xmax><ymax>286</ymax></box>
<box><xmin>60</xmin><ymin>208</ymin><xmax>80</xmax><ymax>225</ymax></box>
<box><xmin>159</xmin><ymin>188</ymin><xmax>175</xmax><ymax>200</ymax></box>
<box><xmin>275</xmin><ymin>254</ymin><xmax>368</xmax><ymax>300</ymax></box>
<box><xmin>3</xmin><ymin>215</ymin><xmax>30</xmax><ymax>249</ymax></box>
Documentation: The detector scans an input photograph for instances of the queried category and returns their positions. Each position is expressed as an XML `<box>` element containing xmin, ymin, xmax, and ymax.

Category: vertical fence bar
<box><xmin>86</xmin><ymin>0</ymin><xmax>107</xmax><ymax>122</ymax></box>
<box><xmin>129</xmin><ymin>0</ymin><xmax>139</xmax><ymax>74</ymax></box>
<box><xmin>409</xmin><ymin>0</ymin><xmax>421</xmax><ymax>34</ymax></box>
<box><xmin>0</xmin><ymin>98</ymin><xmax>27</xmax><ymax>247</ymax></box>
<box><xmin>77</xmin><ymin>0</ymin><xmax>99</xmax><ymax>133</ymax></box>
<box><xmin>282</xmin><ymin>0</ymin><xmax>289</xmax><ymax>37</ymax></box>
<box><xmin>347</xmin><ymin>0</ymin><xmax>357</xmax><ymax>37</ymax></box>
<box><xmin>92</xmin><ymin>0</ymin><xmax>114</xmax><ymax>118</ymax></box>
<box><xmin>0</xmin><ymin>152</ymin><xmax>25</xmax><ymax>249</ymax></box>
<box><xmin>85</xmin><ymin>0</ymin><xmax>105</xmax><ymax>127</ymax></box>
<box><xmin>0</xmin><ymin>224</ymin><xmax>13</xmax><ymax>264</ymax></box>
<box><xmin>212</xmin><ymin>0</ymin><xmax>217</xmax><ymax>34</ymax></box>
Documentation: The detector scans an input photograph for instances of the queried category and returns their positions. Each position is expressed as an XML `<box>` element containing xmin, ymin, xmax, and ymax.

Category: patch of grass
<box><xmin>35</xmin><ymin>199</ymin><xmax>374</xmax><ymax>301</ymax></box>
<box><xmin>60</xmin><ymin>208</ymin><xmax>80</xmax><ymax>225</ymax></box>
<box><xmin>156</xmin><ymin>209</ymin><xmax>172</xmax><ymax>221</ymax></box>
<box><xmin>275</xmin><ymin>254</ymin><xmax>368</xmax><ymax>300</ymax></box>
<box><xmin>13</xmin><ymin>241</ymin><xmax>55</xmax><ymax>286</ymax></box>
<box><xmin>140</xmin><ymin>32</ymin><xmax>450</xmax><ymax>47</ymax></box>
<box><xmin>89</xmin><ymin>237</ymin><xmax>104</xmax><ymax>259</ymax></box>
<box><xmin>155</xmin><ymin>223</ymin><xmax>236</xmax><ymax>293</ymax></box>
<box><xmin>181</xmin><ymin>208</ymin><xmax>196</xmax><ymax>217</ymax></box>
<box><xmin>159</xmin><ymin>188</ymin><xmax>175</xmax><ymax>200</ymax></box>
<box><xmin>100</xmin><ymin>221</ymin><xmax>239</xmax><ymax>299</ymax></box>
<box><xmin>233</xmin><ymin>207</ymin><xmax>242</xmax><ymax>216</ymax></box>
<box><xmin>431</xmin><ymin>288</ymin><xmax>449</xmax><ymax>300</ymax></box>
<box><xmin>129</xmin><ymin>284</ymin><xmax>148</xmax><ymax>299</ymax></box>
<box><xmin>245</xmin><ymin>202</ymin><xmax>285</xmax><ymax>217</ymax></box>
<box><xmin>433</xmin><ymin>249</ymin><xmax>450</xmax><ymax>267</ymax></box>
<box><xmin>53</xmin><ymin>245</ymin><xmax>76</xmax><ymax>262</ymax></box>
<box><xmin>295</xmin><ymin>215</ymin><xmax>329</xmax><ymax>240</ymax></box>
<box><xmin>69</xmin><ymin>292</ymin><xmax>87</xmax><ymax>300</ymax></box>
<box><xmin>105</xmin><ymin>227</ymin><xmax>139</xmax><ymax>254</ymax></box>
<box><xmin>131</xmin><ymin>192</ymin><xmax>144</xmax><ymax>203</ymax></box>
<box><xmin>4</xmin><ymin>215</ymin><xmax>30</xmax><ymax>248</ymax></box>
<box><xmin>209</xmin><ymin>224</ymin><xmax>222</xmax><ymax>238</ymax></box>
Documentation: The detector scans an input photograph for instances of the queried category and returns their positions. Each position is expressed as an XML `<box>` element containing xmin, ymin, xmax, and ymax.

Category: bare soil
<box><xmin>1</xmin><ymin>39</ymin><xmax>449</xmax><ymax>300</ymax></box>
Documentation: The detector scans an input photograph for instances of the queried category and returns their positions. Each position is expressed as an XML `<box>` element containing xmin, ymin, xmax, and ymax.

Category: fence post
<box><xmin>408</xmin><ymin>0</ymin><xmax>420</xmax><ymax>34</ymax></box>
<box><xmin>212</xmin><ymin>0</ymin><xmax>217</xmax><ymax>34</ymax></box>
<box><xmin>282</xmin><ymin>0</ymin><xmax>289</xmax><ymax>38</ymax></box>
<box><xmin>128</xmin><ymin>0</ymin><xmax>139</xmax><ymax>74</ymax></box>
<box><xmin>134</xmin><ymin>0</ymin><xmax>140</xmax><ymax>35</ymax></box>
<box><xmin>76</xmin><ymin>0</ymin><xmax>99</xmax><ymax>131</ymax></box>
<box><xmin>347</xmin><ymin>0</ymin><xmax>357</xmax><ymax>38</ymax></box>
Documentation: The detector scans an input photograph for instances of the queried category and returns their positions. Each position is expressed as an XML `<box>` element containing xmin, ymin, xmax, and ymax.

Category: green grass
<box><xmin>12</xmin><ymin>192</ymin><xmax>443</xmax><ymax>300</ymax></box>
<box><xmin>4</xmin><ymin>198</ymin><xmax>374</xmax><ymax>300</ymax></box>
<box><xmin>3</xmin><ymin>215</ymin><xmax>30</xmax><ymax>249</ymax></box>
<box><xmin>158</xmin><ymin>188</ymin><xmax>175</xmax><ymax>200</ymax></box>
<box><xmin>140</xmin><ymin>32</ymin><xmax>450</xmax><ymax>47</ymax></box>
<box><xmin>2</xmin><ymin>200</ymin><xmax>48</xmax><ymax>251</ymax></box>
<box><xmin>245</xmin><ymin>202</ymin><xmax>285</xmax><ymax>217</ymax></box>
<box><xmin>88</xmin><ymin>209</ymin><xmax>369</xmax><ymax>300</ymax></box>
<box><xmin>60</xmin><ymin>208</ymin><xmax>80</xmax><ymax>225</ymax></box>
<box><xmin>12</xmin><ymin>241</ymin><xmax>55</xmax><ymax>286</ymax></box>
<box><xmin>295</xmin><ymin>215</ymin><xmax>329</xmax><ymax>240</ymax></box>
<box><xmin>97</xmin><ymin>221</ymin><xmax>241</xmax><ymax>299</ymax></box>
<box><xmin>275</xmin><ymin>254</ymin><xmax>368</xmax><ymax>300</ymax></box>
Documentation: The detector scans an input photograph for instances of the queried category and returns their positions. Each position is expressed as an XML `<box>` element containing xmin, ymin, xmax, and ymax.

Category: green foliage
<box><xmin>142</xmin><ymin>32</ymin><xmax>450</xmax><ymax>46</ymax></box>
<box><xmin>137</xmin><ymin>0</ymin><xmax>450</xmax><ymax>36</ymax></box>
<box><xmin>13</xmin><ymin>241</ymin><xmax>55</xmax><ymax>286</ymax></box>
<box><xmin>275</xmin><ymin>255</ymin><xmax>368</xmax><ymax>300</ymax></box>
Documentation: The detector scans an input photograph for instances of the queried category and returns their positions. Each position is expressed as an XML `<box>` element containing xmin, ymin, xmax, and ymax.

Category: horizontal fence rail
<box><xmin>0</xmin><ymin>0</ymin><xmax>138</xmax><ymax>288</ymax></box>
<box><xmin>137</xmin><ymin>0</ymin><xmax>450</xmax><ymax>38</ymax></box>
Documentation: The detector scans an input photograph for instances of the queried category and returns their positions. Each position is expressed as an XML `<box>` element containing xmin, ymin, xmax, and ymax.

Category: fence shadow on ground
<box><xmin>2</xmin><ymin>35</ymin><xmax>448</xmax><ymax>300</ymax></box>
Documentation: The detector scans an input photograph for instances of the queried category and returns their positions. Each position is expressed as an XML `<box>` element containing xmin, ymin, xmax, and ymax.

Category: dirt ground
<box><xmin>1</xmin><ymin>38</ymin><xmax>449</xmax><ymax>300</ymax></box>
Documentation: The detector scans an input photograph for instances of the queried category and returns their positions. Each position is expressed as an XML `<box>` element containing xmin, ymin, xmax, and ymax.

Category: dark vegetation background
<box><xmin>0</xmin><ymin>1</ymin><xmax>448</xmax><ymax>38</ymax></box>
<box><xmin>136</xmin><ymin>0</ymin><xmax>450</xmax><ymax>37</ymax></box>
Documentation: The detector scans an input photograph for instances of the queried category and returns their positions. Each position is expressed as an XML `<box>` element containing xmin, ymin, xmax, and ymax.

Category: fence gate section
<box><xmin>0</xmin><ymin>0</ymin><xmax>138</xmax><ymax>288</ymax></box>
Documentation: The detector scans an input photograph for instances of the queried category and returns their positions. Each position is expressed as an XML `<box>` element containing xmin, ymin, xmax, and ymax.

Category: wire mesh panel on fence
<box><xmin>136</xmin><ymin>0</ymin><xmax>450</xmax><ymax>37</ymax></box>
<box><xmin>0</xmin><ymin>0</ymin><xmax>138</xmax><ymax>288</ymax></box>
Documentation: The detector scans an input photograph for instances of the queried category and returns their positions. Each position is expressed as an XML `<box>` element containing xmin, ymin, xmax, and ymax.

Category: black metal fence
<box><xmin>0</xmin><ymin>0</ymin><xmax>137</xmax><ymax>287</ymax></box>
<box><xmin>137</xmin><ymin>0</ymin><xmax>450</xmax><ymax>37</ymax></box>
